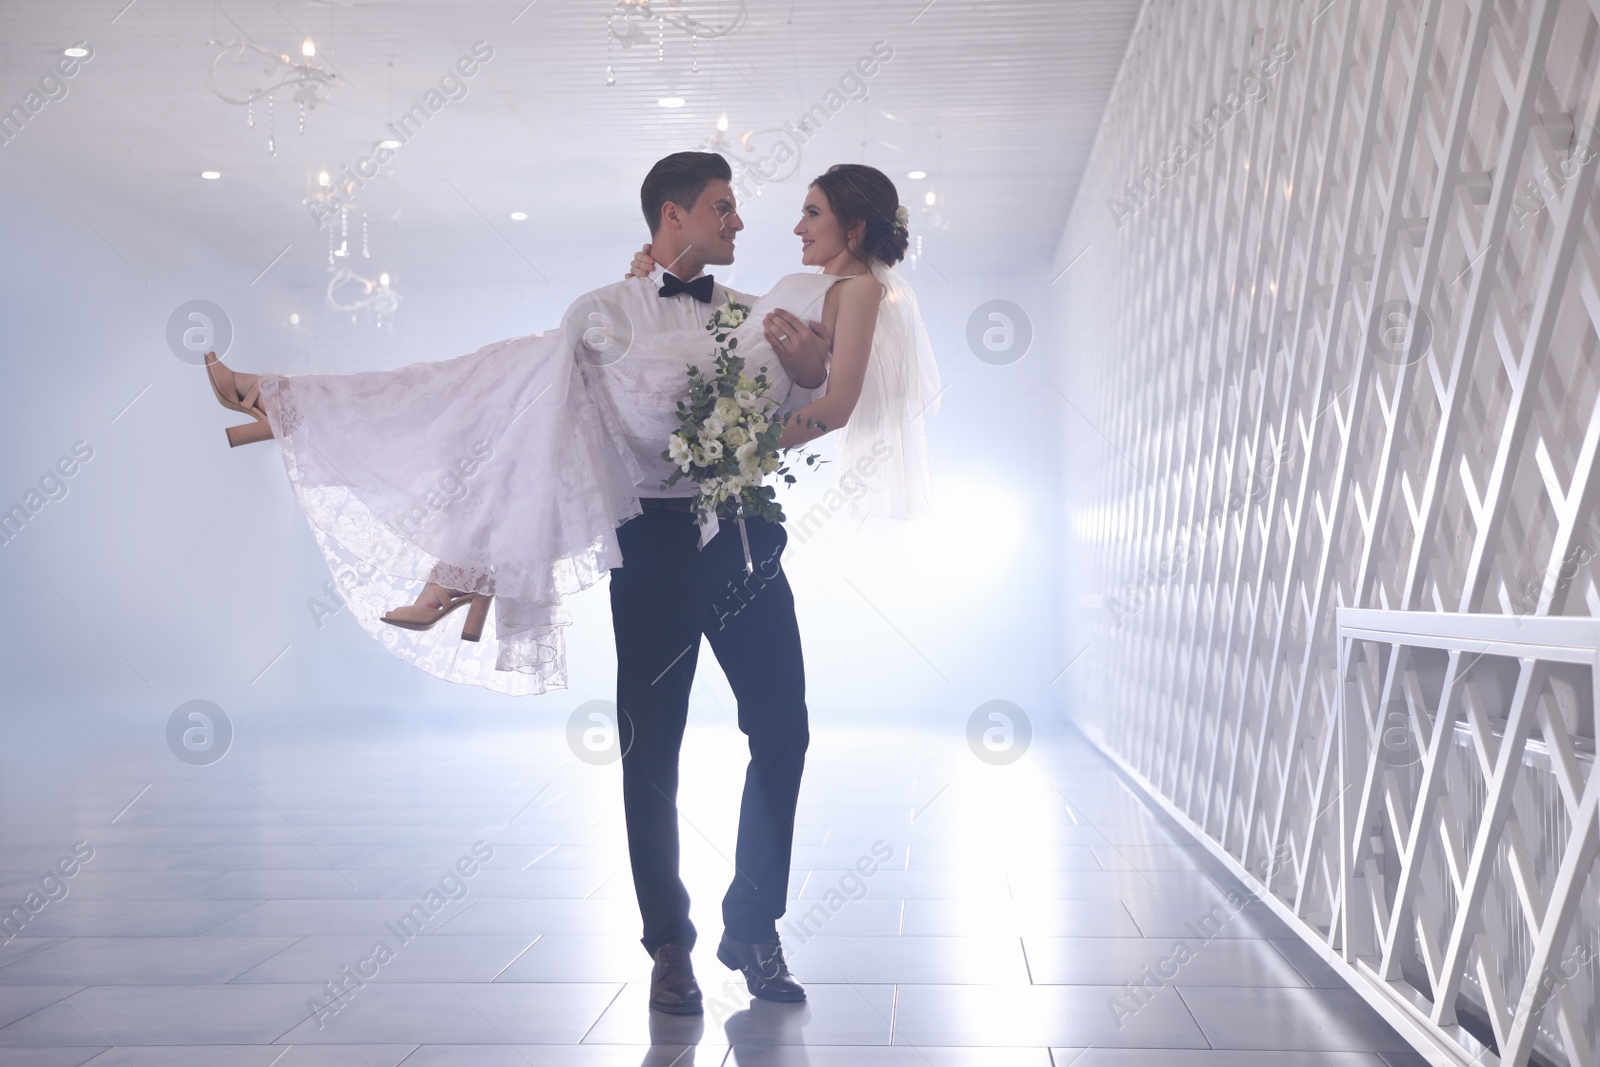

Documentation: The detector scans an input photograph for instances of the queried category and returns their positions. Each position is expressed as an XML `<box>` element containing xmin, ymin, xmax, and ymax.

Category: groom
<box><xmin>575</xmin><ymin>152</ymin><xmax>829</xmax><ymax>1015</ymax></box>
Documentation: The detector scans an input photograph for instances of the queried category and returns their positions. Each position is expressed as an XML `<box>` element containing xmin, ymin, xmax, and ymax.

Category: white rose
<box><xmin>746</xmin><ymin>415</ymin><xmax>768</xmax><ymax>436</ymax></box>
<box><xmin>735</xmin><ymin>388</ymin><xmax>759</xmax><ymax>411</ymax></box>
<box><xmin>702</xmin><ymin>438</ymin><xmax>724</xmax><ymax>461</ymax></box>
<box><xmin>713</xmin><ymin>396</ymin><xmax>742</xmax><ymax>423</ymax></box>
<box><xmin>725</xmin><ymin>426</ymin><xmax>748</xmax><ymax>448</ymax></box>
<box><xmin>760</xmin><ymin>455</ymin><xmax>780</xmax><ymax>474</ymax></box>
<box><xmin>723</xmin><ymin>301</ymin><xmax>746</xmax><ymax>327</ymax></box>
<box><xmin>735</xmin><ymin>440</ymin><xmax>759</xmax><ymax>471</ymax></box>
<box><xmin>702</xmin><ymin>416</ymin><xmax>725</xmax><ymax>439</ymax></box>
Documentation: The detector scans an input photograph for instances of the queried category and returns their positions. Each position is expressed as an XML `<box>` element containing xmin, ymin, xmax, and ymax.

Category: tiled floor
<box><xmin>0</xmin><ymin>711</ymin><xmax>1426</xmax><ymax>1066</ymax></box>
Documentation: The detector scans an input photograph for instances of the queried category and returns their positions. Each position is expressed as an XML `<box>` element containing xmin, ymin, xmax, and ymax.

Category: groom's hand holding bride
<box><xmin>763</xmin><ymin>307</ymin><xmax>832</xmax><ymax>389</ymax></box>
<box><xmin>626</xmin><ymin>243</ymin><xmax>832</xmax><ymax>389</ymax></box>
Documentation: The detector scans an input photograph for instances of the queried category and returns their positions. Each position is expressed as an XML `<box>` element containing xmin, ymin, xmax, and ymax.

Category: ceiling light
<box><xmin>510</xmin><ymin>212</ymin><xmax>528</xmax><ymax>221</ymax></box>
<box><xmin>658</xmin><ymin>96</ymin><xmax>686</xmax><ymax>109</ymax></box>
<box><xmin>200</xmin><ymin>170</ymin><xmax>221</xmax><ymax>180</ymax></box>
<box><xmin>716</xmin><ymin>113</ymin><xmax>729</xmax><ymax>132</ymax></box>
<box><xmin>318</xmin><ymin>171</ymin><xmax>331</xmax><ymax>187</ymax></box>
<box><xmin>289</xmin><ymin>313</ymin><xmax>300</xmax><ymax>325</ymax></box>
<box><xmin>63</xmin><ymin>46</ymin><xmax>89</xmax><ymax>58</ymax></box>
<box><xmin>907</xmin><ymin>170</ymin><xmax>927</xmax><ymax>180</ymax></box>
<box><xmin>379</xmin><ymin>272</ymin><xmax>391</xmax><ymax>287</ymax></box>
<box><xmin>924</xmin><ymin>190</ymin><xmax>936</xmax><ymax>206</ymax></box>
<box><xmin>378</xmin><ymin>139</ymin><xmax>401</xmax><ymax>149</ymax></box>
<box><xmin>301</xmin><ymin>39</ymin><xmax>316</xmax><ymax>58</ymax></box>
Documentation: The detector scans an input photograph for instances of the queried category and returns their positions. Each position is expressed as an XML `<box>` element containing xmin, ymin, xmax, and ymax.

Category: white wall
<box><xmin>1058</xmin><ymin>2</ymin><xmax>1600</xmax><ymax>1064</ymax></box>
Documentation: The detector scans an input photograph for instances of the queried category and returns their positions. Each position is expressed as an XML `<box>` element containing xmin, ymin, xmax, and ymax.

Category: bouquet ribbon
<box><xmin>697</xmin><ymin>511</ymin><xmax>720</xmax><ymax>549</ymax></box>
<box><xmin>695</xmin><ymin>506</ymin><xmax>755</xmax><ymax>575</ymax></box>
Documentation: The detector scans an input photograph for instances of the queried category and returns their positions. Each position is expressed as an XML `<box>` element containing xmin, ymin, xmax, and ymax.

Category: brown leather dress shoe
<box><xmin>648</xmin><ymin>943</ymin><xmax>703</xmax><ymax>1014</ymax></box>
<box><xmin>716</xmin><ymin>932</ymin><xmax>806</xmax><ymax>1002</ymax></box>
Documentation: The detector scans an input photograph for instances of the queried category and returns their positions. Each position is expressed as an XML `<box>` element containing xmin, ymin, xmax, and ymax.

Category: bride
<box><xmin>202</xmin><ymin>161</ymin><xmax>940</xmax><ymax>695</ymax></box>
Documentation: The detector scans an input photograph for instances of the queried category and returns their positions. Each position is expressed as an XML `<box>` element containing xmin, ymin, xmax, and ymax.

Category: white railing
<box><xmin>1336</xmin><ymin>610</ymin><xmax>1598</xmax><ymax>1067</ymax></box>
<box><xmin>1059</xmin><ymin>1</ymin><xmax>1600</xmax><ymax>1064</ymax></box>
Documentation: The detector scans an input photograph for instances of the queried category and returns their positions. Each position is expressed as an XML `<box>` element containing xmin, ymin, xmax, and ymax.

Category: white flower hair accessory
<box><xmin>891</xmin><ymin>204</ymin><xmax>910</xmax><ymax>238</ymax></box>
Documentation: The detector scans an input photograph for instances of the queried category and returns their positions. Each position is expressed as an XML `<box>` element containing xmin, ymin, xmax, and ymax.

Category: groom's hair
<box><xmin>641</xmin><ymin>152</ymin><xmax>732</xmax><ymax>235</ymax></box>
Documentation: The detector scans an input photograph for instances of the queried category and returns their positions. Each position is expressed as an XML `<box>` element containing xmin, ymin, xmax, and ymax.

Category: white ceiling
<box><xmin>1</xmin><ymin>0</ymin><xmax>1143</xmax><ymax>297</ymax></box>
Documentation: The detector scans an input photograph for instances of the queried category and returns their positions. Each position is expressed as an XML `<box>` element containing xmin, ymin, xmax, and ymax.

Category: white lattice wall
<box><xmin>1060</xmin><ymin>2</ymin><xmax>1600</xmax><ymax>1065</ymax></box>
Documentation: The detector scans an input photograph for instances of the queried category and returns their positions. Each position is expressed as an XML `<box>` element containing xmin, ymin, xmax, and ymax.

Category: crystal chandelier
<box><xmin>207</xmin><ymin>13</ymin><xmax>344</xmax><ymax>156</ymax></box>
<box><xmin>326</xmin><ymin>266</ymin><xmax>402</xmax><ymax>328</ymax></box>
<box><xmin>905</xmin><ymin>190</ymin><xmax>947</xmax><ymax>271</ymax></box>
<box><xmin>307</xmin><ymin>172</ymin><xmax>402</xmax><ymax>327</ymax></box>
<box><xmin>698</xmin><ymin>113</ymin><xmax>802</xmax><ymax>196</ymax></box>
<box><xmin>604</xmin><ymin>0</ymin><xmax>747</xmax><ymax>85</ymax></box>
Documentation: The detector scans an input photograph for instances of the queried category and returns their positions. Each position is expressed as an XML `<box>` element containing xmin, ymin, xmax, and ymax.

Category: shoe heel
<box><xmin>226</xmin><ymin>419</ymin><xmax>273</xmax><ymax>447</ymax></box>
<box><xmin>716</xmin><ymin>942</ymin><xmax>740</xmax><ymax>971</ymax></box>
<box><xmin>460</xmin><ymin>595</ymin><xmax>491</xmax><ymax>642</ymax></box>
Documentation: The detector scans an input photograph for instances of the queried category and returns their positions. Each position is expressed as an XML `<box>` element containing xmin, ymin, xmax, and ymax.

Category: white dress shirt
<box><xmin>572</xmin><ymin>265</ymin><xmax>827</xmax><ymax>499</ymax></box>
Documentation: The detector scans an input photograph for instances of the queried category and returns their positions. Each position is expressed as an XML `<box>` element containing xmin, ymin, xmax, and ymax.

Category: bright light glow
<box><xmin>301</xmin><ymin>39</ymin><xmax>316</xmax><ymax>58</ymax></box>
<box><xmin>907</xmin><ymin>170</ymin><xmax>927</xmax><ymax>180</ymax></box>
<box><xmin>830</xmin><ymin>476</ymin><xmax>1027</xmax><ymax>598</ymax></box>
<box><xmin>658</xmin><ymin>96</ymin><xmax>686</xmax><ymax>109</ymax></box>
<box><xmin>509</xmin><ymin>212</ymin><xmax>528</xmax><ymax>221</ymax></box>
<box><xmin>716</xmin><ymin>113</ymin><xmax>729</xmax><ymax>132</ymax></box>
<box><xmin>317</xmin><ymin>171</ymin><xmax>331</xmax><ymax>187</ymax></box>
<box><xmin>915</xmin><ymin>481</ymin><xmax>1025</xmax><ymax>580</ymax></box>
<box><xmin>378</xmin><ymin>139</ymin><xmax>401</xmax><ymax>150</ymax></box>
<box><xmin>200</xmin><ymin>171</ymin><xmax>221</xmax><ymax>180</ymax></box>
<box><xmin>63</xmin><ymin>46</ymin><xmax>89</xmax><ymax>58</ymax></box>
<box><xmin>379</xmin><ymin>273</ymin><xmax>391</xmax><ymax>287</ymax></box>
<box><xmin>924</xmin><ymin>190</ymin><xmax>937</xmax><ymax>206</ymax></box>
<box><xmin>289</xmin><ymin>313</ymin><xmax>300</xmax><ymax>325</ymax></box>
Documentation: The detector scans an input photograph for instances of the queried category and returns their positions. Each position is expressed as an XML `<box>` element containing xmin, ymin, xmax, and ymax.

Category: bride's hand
<box><xmin>625</xmin><ymin>244</ymin><xmax>656</xmax><ymax>279</ymax></box>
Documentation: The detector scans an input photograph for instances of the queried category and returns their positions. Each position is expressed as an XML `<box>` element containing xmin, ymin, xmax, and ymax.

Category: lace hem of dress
<box><xmin>300</xmin><ymin>501</ymin><xmax>610</xmax><ymax>696</ymax></box>
<box><xmin>260</xmin><ymin>355</ymin><xmax>637</xmax><ymax>696</ymax></box>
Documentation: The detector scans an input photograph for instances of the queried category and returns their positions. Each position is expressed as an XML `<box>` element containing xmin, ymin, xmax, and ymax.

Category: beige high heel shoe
<box><xmin>382</xmin><ymin>583</ymin><xmax>493</xmax><ymax>642</ymax></box>
<box><xmin>204</xmin><ymin>351</ymin><xmax>274</xmax><ymax>447</ymax></box>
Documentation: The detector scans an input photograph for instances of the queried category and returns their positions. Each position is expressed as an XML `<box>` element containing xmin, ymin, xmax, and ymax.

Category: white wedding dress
<box><xmin>255</xmin><ymin>266</ymin><xmax>940</xmax><ymax>695</ymax></box>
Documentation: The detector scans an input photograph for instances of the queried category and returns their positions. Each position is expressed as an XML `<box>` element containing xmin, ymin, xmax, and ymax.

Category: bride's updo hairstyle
<box><xmin>810</xmin><ymin>164</ymin><xmax>908</xmax><ymax>267</ymax></box>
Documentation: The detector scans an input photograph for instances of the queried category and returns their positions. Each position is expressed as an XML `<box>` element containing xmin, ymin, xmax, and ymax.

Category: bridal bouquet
<box><xmin>662</xmin><ymin>296</ymin><xmax>825</xmax><ymax>570</ymax></box>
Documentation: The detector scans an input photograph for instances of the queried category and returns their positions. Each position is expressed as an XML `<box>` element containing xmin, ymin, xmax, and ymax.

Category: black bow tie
<box><xmin>658</xmin><ymin>272</ymin><xmax>715</xmax><ymax>303</ymax></box>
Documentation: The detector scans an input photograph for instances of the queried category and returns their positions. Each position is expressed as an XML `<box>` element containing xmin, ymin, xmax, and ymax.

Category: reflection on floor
<box><xmin>0</xmin><ymin>711</ymin><xmax>1427</xmax><ymax>1066</ymax></box>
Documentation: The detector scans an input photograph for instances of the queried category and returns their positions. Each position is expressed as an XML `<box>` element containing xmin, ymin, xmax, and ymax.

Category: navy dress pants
<box><xmin>609</xmin><ymin>508</ymin><xmax>809</xmax><ymax>955</ymax></box>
